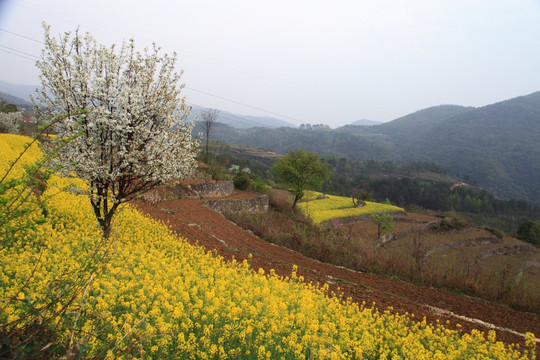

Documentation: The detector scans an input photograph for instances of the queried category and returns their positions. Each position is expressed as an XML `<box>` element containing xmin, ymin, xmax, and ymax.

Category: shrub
<box><xmin>430</xmin><ymin>213</ymin><xmax>469</xmax><ymax>232</ymax></box>
<box><xmin>516</xmin><ymin>220</ymin><xmax>540</xmax><ymax>245</ymax></box>
<box><xmin>233</xmin><ymin>170</ymin><xmax>266</xmax><ymax>192</ymax></box>
<box><xmin>483</xmin><ymin>226</ymin><xmax>504</xmax><ymax>240</ymax></box>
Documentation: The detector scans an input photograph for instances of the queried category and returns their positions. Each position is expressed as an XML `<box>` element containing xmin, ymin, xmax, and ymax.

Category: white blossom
<box><xmin>0</xmin><ymin>112</ymin><xmax>22</xmax><ymax>134</ymax></box>
<box><xmin>34</xmin><ymin>23</ymin><xmax>199</xmax><ymax>237</ymax></box>
<box><xmin>229</xmin><ymin>164</ymin><xmax>240</xmax><ymax>175</ymax></box>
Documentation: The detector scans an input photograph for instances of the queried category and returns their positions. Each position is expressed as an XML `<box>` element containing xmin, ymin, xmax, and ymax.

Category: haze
<box><xmin>1</xmin><ymin>0</ymin><xmax>540</xmax><ymax>127</ymax></box>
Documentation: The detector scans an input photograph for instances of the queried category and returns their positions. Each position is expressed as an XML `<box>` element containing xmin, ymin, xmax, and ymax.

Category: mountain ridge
<box><xmin>207</xmin><ymin>91</ymin><xmax>540</xmax><ymax>205</ymax></box>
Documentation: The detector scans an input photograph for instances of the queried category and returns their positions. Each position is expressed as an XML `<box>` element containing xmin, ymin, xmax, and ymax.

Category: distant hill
<box><xmin>208</xmin><ymin>92</ymin><xmax>540</xmax><ymax>205</ymax></box>
<box><xmin>351</xmin><ymin>119</ymin><xmax>381</xmax><ymax>126</ymax></box>
<box><xmin>0</xmin><ymin>81</ymin><xmax>37</xmax><ymax>102</ymax></box>
<box><xmin>371</xmin><ymin>105</ymin><xmax>474</xmax><ymax>141</ymax></box>
<box><xmin>189</xmin><ymin>104</ymin><xmax>295</xmax><ymax>129</ymax></box>
<box><xmin>391</xmin><ymin>92</ymin><xmax>540</xmax><ymax>203</ymax></box>
<box><xmin>0</xmin><ymin>92</ymin><xmax>30</xmax><ymax>106</ymax></box>
<box><xmin>207</xmin><ymin>125</ymin><xmax>399</xmax><ymax>162</ymax></box>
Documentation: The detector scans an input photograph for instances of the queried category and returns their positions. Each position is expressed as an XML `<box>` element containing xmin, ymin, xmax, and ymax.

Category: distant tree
<box><xmin>200</xmin><ymin>108</ymin><xmax>220</xmax><ymax>164</ymax></box>
<box><xmin>351</xmin><ymin>186</ymin><xmax>372</xmax><ymax>207</ymax></box>
<box><xmin>0</xmin><ymin>103</ymin><xmax>18</xmax><ymax>113</ymax></box>
<box><xmin>370</xmin><ymin>212</ymin><xmax>394</xmax><ymax>239</ymax></box>
<box><xmin>0</xmin><ymin>112</ymin><xmax>21</xmax><ymax>134</ymax></box>
<box><xmin>272</xmin><ymin>149</ymin><xmax>330</xmax><ymax>209</ymax></box>
<box><xmin>516</xmin><ymin>220</ymin><xmax>540</xmax><ymax>245</ymax></box>
<box><xmin>35</xmin><ymin>23</ymin><xmax>199</xmax><ymax>238</ymax></box>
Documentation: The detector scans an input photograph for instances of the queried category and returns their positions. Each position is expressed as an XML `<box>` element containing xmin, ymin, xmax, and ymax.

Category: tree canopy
<box><xmin>516</xmin><ymin>220</ymin><xmax>540</xmax><ymax>245</ymax></box>
<box><xmin>35</xmin><ymin>23</ymin><xmax>199</xmax><ymax>238</ymax></box>
<box><xmin>272</xmin><ymin>148</ymin><xmax>330</xmax><ymax>209</ymax></box>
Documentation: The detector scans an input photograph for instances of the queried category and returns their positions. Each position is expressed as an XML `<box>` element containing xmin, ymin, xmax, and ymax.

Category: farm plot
<box><xmin>298</xmin><ymin>191</ymin><xmax>405</xmax><ymax>224</ymax></box>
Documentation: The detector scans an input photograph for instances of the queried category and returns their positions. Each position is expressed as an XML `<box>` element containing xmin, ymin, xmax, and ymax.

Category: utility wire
<box><xmin>0</xmin><ymin>41</ymin><xmax>294</xmax><ymax>128</ymax></box>
<box><xmin>0</xmin><ymin>44</ymin><xmax>39</xmax><ymax>59</ymax></box>
<box><xmin>0</xmin><ymin>28</ymin><xmax>42</xmax><ymax>43</ymax></box>
<box><xmin>185</xmin><ymin>87</ymin><xmax>303</xmax><ymax>125</ymax></box>
<box><xmin>2</xmin><ymin>0</ymin><xmax>391</xmax><ymax>116</ymax></box>
<box><xmin>0</xmin><ymin>48</ymin><xmax>36</xmax><ymax>62</ymax></box>
<box><xmin>186</xmin><ymin>102</ymin><xmax>289</xmax><ymax>128</ymax></box>
<box><xmin>0</xmin><ymin>27</ymin><xmax>355</xmax><ymax>125</ymax></box>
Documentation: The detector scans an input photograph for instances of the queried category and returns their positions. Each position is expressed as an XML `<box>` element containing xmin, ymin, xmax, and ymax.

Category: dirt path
<box><xmin>132</xmin><ymin>192</ymin><xmax>540</xmax><ymax>350</ymax></box>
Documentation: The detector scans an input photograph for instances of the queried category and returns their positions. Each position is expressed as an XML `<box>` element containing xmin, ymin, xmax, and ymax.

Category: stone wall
<box><xmin>203</xmin><ymin>195</ymin><xmax>269</xmax><ymax>215</ymax></box>
<box><xmin>141</xmin><ymin>180</ymin><xmax>234</xmax><ymax>204</ymax></box>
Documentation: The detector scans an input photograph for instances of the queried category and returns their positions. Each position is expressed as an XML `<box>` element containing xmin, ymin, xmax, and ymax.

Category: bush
<box><xmin>483</xmin><ymin>226</ymin><xmax>504</xmax><ymax>240</ymax></box>
<box><xmin>516</xmin><ymin>220</ymin><xmax>540</xmax><ymax>245</ymax></box>
<box><xmin>430</xmin><ymin>213</ymin><xmax>469</xmax><ymax>232</ymax></box>
<box><xmin>209</xmin><ymin>163</ymin><xmax>232</xmax><ymax>181</ymax></box>
<box><xmin>233</xmin><ymin>170</ymin><xmax>266</xmax><ymax>192</ymax></box>
<box><xmin>233</xmin><ymin>170</ymin><xmax>251</xmax><ymax>190</ymax></box>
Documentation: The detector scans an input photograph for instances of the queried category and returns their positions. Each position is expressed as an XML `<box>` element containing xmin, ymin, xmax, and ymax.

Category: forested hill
<box><xmin>391</xmin><ymin>91</ymin><xmax>540</xmax><ymax>203</ymax></box>
<box><xmin>366</xmin><ymin>104</ymin><xmax>474</xmax><ymax>140</ymax></box>
<box><xmin>207</xmin><ymin>91</ymin><xmax>540</xmax><ymax>206</ymax></box>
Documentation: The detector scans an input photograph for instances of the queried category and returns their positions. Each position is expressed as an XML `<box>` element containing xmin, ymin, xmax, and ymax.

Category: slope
<box><xmin>397</xmin><ymin>92</ymin><xmax>540</xmax><ymax>203</ymax></box>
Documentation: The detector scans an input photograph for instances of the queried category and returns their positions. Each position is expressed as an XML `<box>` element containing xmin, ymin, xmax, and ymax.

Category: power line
<box><xmin>0</xmin><ymin>27</ymin><xmax>305</xmax><ymax>123</ymax></box>
<box><xmin>0</xmin><ymin>44</ymin><xmax>39</xmax><ymax>59</ymax></box>
<box><xmin>185</xmin><ymin>87</ymin><xmax>303</xmax><ymax>125</ymax></box>
<box><xmin>0</xmin><ymin>27</ymin><xmax>369</xmax><ymax>124</ymax></box>
<box><xmin>186</xmin><ymin>102</ymin><xmax>289</xmax><ymax>129</ymax></box>
<box><xmin>3</xmin><ymin>1</ymin><xmax>391</xmax><ymax>117</ymax></box>
<box><xmin>0</xmin><ymin>28</ymin><xmax>42</xmax><ymax>43</ymax></box>
<box><xmin>0</xmin><ymin>48</ymin><xmax>36</xmax><ymax>62</ymax></box>
<box><xmin>0</xmin><ymin>41</ymin><xmax>298</xmax><ymax>126</ymax></box>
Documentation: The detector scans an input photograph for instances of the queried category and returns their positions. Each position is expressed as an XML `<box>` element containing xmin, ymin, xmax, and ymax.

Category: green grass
<box><xmin>298</xmin><ymin>191</ymin><xmax>405</xmax><ymax>224</ymax></box>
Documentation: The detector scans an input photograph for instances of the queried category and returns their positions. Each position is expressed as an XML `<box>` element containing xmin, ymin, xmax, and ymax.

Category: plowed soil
<box><xmin>132</xmin><ymin>190</ymin><xmax>540</xmax><ymax>351</ymax></box>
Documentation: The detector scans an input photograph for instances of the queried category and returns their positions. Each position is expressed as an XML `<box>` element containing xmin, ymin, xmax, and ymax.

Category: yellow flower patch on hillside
<box><xmin>0</xmin><ymin>134</ymin><xmax>42</xmax><ymax>179</ymax></box>
<box><xmin>299</xmin><ymin>191</ymin><xmax>405</xmax><ymax>224</ymax></box>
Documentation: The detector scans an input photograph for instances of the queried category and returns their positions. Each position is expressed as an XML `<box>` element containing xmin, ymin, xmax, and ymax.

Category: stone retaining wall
<box><xmin>203</xmin><ymin>195</ymin><xmax>269</xmax><ymax>215</ymax></box>
<box><xmin>142</xmin><ymin>180</ymin><xmax>234</xmax><ymax>203</ymax></box>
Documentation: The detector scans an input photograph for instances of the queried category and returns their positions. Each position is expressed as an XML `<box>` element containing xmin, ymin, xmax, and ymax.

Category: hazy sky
<box><xmin>1</xmin><ymin>0</ymin><xmax>540</xmax><ymax>127</ymax></box>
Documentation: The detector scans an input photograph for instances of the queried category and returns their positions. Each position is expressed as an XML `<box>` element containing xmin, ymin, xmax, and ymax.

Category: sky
<box><xmin>1</xmin><ymin>0</ymin><xmax>540</xmax><ymax>128</ymax></box>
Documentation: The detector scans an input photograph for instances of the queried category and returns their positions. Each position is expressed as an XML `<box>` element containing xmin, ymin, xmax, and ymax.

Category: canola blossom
<box><xmin>0</xmin><ymin>135</ymin><xmax>536</xmax><ymax>359</ymax></box>
<box><xmin>298</xmin><ymin>191</ymin><xmax>405</xmax><ymax>224</ymax></box>
<box><xmin>0</xmin><ymin>134</ymin><xmax>42</xmax><ymax>180</ymax></box>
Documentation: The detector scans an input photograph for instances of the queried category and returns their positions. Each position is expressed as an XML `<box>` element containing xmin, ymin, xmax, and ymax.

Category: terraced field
<box><xmin>133</xmin><ymin>193</ymin><xmax>540</xmax><ymax>352</ymax></box>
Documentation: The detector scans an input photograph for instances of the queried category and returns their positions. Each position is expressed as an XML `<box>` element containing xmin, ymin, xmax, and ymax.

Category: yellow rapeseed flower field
<box><xmin>0</xmin><ymin>135</ymin><xmax>536</xmax><ymax>359</ymax></box>
<box><xmin>298</xmin><ymin>191</ymin><xmax>405</xmax><ymax>224</ymax></box>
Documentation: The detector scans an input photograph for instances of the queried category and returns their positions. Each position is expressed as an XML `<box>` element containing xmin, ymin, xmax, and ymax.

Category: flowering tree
<box><xmin>34</xmin><ymin>23</ymin><xmax>199</xmax><ymax>238</ymax></box>
<box><xmin>0</xmin><ymin>112</ymin><xmax>21</xmax><ymax>134</ymax></box>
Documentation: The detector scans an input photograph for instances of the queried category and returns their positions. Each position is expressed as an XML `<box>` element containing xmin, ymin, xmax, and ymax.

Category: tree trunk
<box><xmin>205</xmin><ymin>137</ymin><xmax>210</xmax><ymax>164</ymax></box>
<box><xmin>292</xmin><ymin>194</ymin><xmax>300</xmax><ymax>209</ymax></box>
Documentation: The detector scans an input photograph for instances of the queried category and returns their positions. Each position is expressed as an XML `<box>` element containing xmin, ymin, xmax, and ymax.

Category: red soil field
<box><xmin>133</xmin><ymin>190</ymin><xmax>540</xmax><ymax>352</ymax></box>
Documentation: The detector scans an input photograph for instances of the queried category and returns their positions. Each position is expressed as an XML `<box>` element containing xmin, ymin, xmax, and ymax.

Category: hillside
<box><xmin>0</xmin><ymin>80</ymin><xmax>37</xmax><ymax>103</ymax></box>
<box><xmin>389</xmin><ymin>92</ymin><xmax>540</xmax><ymax>203</ymax></box>
<box><xmin>4</xmin><ymin>134</ymin><xmax>538</xmax><ymax>358</ymax></box>
<box><xmin>0</xmin><ymin>91</ymin><xmax>30</xmax><ymax>106</ymax></box>
<box><xmin>208</xmin><ymin>92</ymin><xmax>540</xmax><ymax>206</ymax></box>
<box><xmin>190</xmin><ymin>104</ymin><xmax>296</xmax><ymax>129</ymax></box>
<box><xmin>350</xmin><ymin>118</ymin><xmax>381</xmax><ymax>126</ymax></box>
<box><xmin>209</xmin><ymin>126</ymin><xmax>399</xmax><ymax>162</ymax></box>
<box><xmin>368</xmin><ymin>104</ymin><xmax>474</xmax><ymax>141</ymax></box>
<box><xmin>134</xmin><ymin>193</ymin><xmax>540</xmax><ymax>352</ymax></box>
